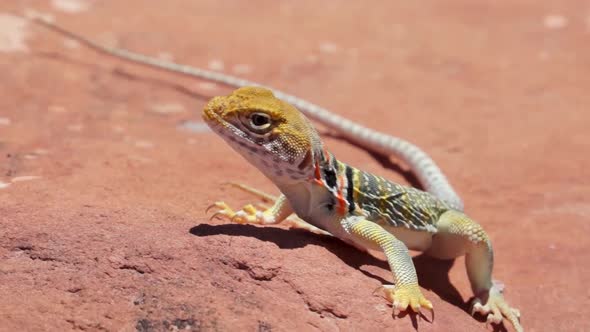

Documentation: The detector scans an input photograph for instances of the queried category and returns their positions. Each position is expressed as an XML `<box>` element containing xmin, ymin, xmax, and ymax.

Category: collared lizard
<box><xmin>32</xmin><ymin>18</ymin><xmax>522</xmax><ymax>331</ymax></box>
<box><xmin>203</xmin><ymin>87</ymin><xmax>522</xmax><ymax>331</ymax></box>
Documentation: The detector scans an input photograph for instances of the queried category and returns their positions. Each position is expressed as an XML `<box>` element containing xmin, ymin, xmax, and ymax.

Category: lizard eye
<box><xmin>249</xmin><ymin>112</ymin><xmax>271</xmax><ymax>130</ymax></box>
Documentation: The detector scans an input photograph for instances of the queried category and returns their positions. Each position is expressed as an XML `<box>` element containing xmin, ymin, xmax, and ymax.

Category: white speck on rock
<box><xmin>149</xmin><ymin>103</ymin><xmax>186</xmax><ymax>115</ymax></box>
<box><xmin>543</xmin><ymin>15</ymin><xmax>568</xmax><ymax>29</ymax></box>
<box><xmin>128</xmin><ymin>155</ymin><xmax>152</xmax><ymax>163</ymax></box>
<box><xmin>33</xmin><ymin>148</ymin><xmax>49</xmax><ymax>155</ymax></box>
<box><xmin>305</xmin><ymin>54</ymin><xmax>319</xmax><ymax>63</ymax></box>
<box><xmin>374</xmin><ymin>303</ymin><xmax>389</xmax><ymax>313</ymax></box>
<box><xmin>178</xmin><ymin>121</ymin><xmax>210</xmax><ymax>133</ymax></box>
<box><xmin>0</xmin><ymin>14</ymin><xmax>30</xmax><ymax>53</ymax></box>
<box><xmin>208</xmin><ymin>59</ymin><xmax>225</xmax><ymax>71</ymax></box>
<box><xmin>23</xmin><ymin>9</ymin><xmax>54</xmax><ymax>22</ymax></box>
<box><xmin>157</xmin><ymin>52</ymin><xmax>174</xmax><ymax>61</ymax></box>
<box><xmin>197</xmin><ymin>82</ymin><xmax>218</xmax><ymax>91</ymax></box>
<box><xmin>232</xmin><ymin>64</ymin><xmax>252</xmax><ymax>75</ymax></box>
<box><xmin>63</xmin><ymin>38</ymin><xmax>80</xmax><ymax>49</ymax></box>
<box><xmin>51</xmin><ymin>0</ymin><xmax>93</xmax><ymax>13</ymax></box>
<box><xmin>48</xmin><ymin>105</ymin><xmax>67</xmax><ymax>113</ymax></box>
<box><xmin>319</xmin><ymin>42</ymin><xmax>339</xmax><ymax>54</ymax></box>
<box><xmin>67</xmin><ymin>124</ymin><xmax>84</xmax><ymax>132</ymax></box>
<box><xmin>0</xmin><ymin>117</ymin><xmax>11</xmax><ymax>125</ymax></box>
<box><xmin>112</xmin><ymin>126</ymin><xmax>125</xmax><ymax>133</ymax></box>
<box><xmin>538</xmin><ymin>51</ymin><xmax>550</xmax><ymax>61</ymax></box>
<box><xmin>11</xmin><ymin>176</ymin><xmax>41</xmax><ymax>183</ymax></box>
<box><xmin>0</xmin><ymin>181</ymin><xmax>10</xmax><ymax>189</ymax></box>
<box><xmin>135</xmin><ymin>140</ymin><xmax>154</xmax><ymax>149</ymax></box>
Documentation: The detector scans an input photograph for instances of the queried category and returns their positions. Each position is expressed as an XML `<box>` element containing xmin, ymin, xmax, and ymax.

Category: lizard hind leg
<box><xmin>427</xmin><ymin>210</ymin><xmax>523</xmax><ymax>332</ymax></box>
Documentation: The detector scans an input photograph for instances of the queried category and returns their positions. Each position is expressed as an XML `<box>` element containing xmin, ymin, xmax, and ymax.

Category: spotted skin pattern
<box><xmin>350</xmin><ymin>164</ymin><xmax>448</xmax><ymax>233</ymax></box>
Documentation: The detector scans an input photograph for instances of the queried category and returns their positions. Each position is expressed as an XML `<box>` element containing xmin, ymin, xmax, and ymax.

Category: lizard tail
<box><xmin>31</xmin><ymin>16</ymin><xmax>463</xmax><ymax>211</ymax></box>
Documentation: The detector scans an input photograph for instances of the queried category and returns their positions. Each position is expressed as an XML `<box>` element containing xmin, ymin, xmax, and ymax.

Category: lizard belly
<box><xmin>381</xmin><ymin>225</ymin><xmax>433</xmax><ymax>251</ymax></box>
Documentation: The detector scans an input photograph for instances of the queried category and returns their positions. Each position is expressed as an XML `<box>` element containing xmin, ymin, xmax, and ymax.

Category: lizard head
<box><xmin>203</xmin><ymin>86</ymin><xmax>323</xmax><ymax>184</ymax></box>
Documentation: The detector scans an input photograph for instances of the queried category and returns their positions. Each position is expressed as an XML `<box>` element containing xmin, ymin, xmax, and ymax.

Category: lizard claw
<box><xmin>206</xmin><ymin>201</ymin><xmax>266</xmax><ymax>224</ymax></box>
<box><xmin>206</xmin><ymin>201</ymin><xmax>235</xmax><ymax>221</ymax></box>
<box><xmin>471</xmin><ymin>282</ymin><xmax>523</xmax><ymax>332</ymax></box>
<box><xmin>378</xmin><ymin>284</ymin><xmax>433</xmax><ymax>318</ymax></box>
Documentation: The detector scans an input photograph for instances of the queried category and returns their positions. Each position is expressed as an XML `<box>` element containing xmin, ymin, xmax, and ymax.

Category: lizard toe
<box><xmin>379</xmin><ymin>284</ymin><xmax>433</xmax><ymax>317</ymax></box>
<box><xmin>471</xmin><ymin>284</ymin><xmax>523</xmax><ymax>332</ymax></box>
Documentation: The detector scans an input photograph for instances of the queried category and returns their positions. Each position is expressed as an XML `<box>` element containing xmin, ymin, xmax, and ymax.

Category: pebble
<box><xmin>149</xmin><ymin>103</ymin><xmax>186</xmax><ymax>115</ymax></box>
<box><xmin>157</xmin><ymin>52</ymin><xmax>174</xmax><ymax>61</ymax></box>
<box><xmin>543</xmin><ymin>15</ymin><xmax>568</xmax><ymax>29</ymax></box>
<box><xmin>112</xmin><ymin>126</ymin><xmax>125</xmax><ymax>133</ymax></box>
<box><xmin>67</xmin><ymin>124</ymin><xmax>84</xmax><ymax>132</ymax></box>
<box><xmin>177</xmin><ymin>121</ymin><xmax>210</xmax><ymax>133</ymax></box>
<box><xmin>197</xmin><ymin>82</ymin><xmax>218</xmax><ymax>91</ymax></box>
<box><xmin>51</xmin><ymin>0</ymin><xmax>92</xmax><ymax>13</ymax></box>
<box><xmin>208</xmin><ymin>59</ymin><xmax>225</xmax><ymax>71</ymax></box>
<box><xmin>319</xmin><ymin>42</ymin><xmax>339</xmax><ymax>54</ymax></box>
<box><xmin>11</xmin><ymin>176</ymin><xmax>41</xmax><ymax>183</ymax></box>
<box><xmin>135</xmin><ymin>140</ymin><xmax>154</xmax><ymax>149</ymax></box>
<box><xmin>0</xmin><ymin>14</ymin><xmax>29</xmax><ymax>53</ymax></box>
<box><xmin>232</xmin><ymin>64</ymin><xmax>252</xmax><ymax>75</ymax></box>
<box><xmin>305</xmin><ymin>54</ymin><xmax>319</xmax><ymax>63</ymax></box>
<box><xmin>48</xmin><ymin>105</ymin><xmax>67</xmax><ymax>113</ymax></box>
<box><xmin>63</xmin><ymin>39</ymin><xmax>80</xmax><ymax>49</ymax></box>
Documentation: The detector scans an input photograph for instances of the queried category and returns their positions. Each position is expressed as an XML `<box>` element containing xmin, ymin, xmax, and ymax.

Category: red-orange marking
<box><xmin>313</xmin><ymin>160</ymin><xmax>324</xmax><ymax>186</ymax></box>
<box><xmin>335</xmin><ymin>175</ymin><xmax>347</xmax><ymax>214</ymax></box>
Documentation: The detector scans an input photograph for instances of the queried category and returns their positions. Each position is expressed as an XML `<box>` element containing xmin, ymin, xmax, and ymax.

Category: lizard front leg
<box><xmin>207</xmin><ymin>192</ymin><xmax>331</xmax><ymax>235</ymax></box>
<box><xmin>426</xmin><ymin>210</ymin><xmax>523</xmax><ymax>332</ymax></box>
<box><xmin>208</xmin><ymin>194</ymin><xmax>293</xmax><ymax>225</ymax></box>
<box><xmin>342</xmin><ymin>216</ymin><xmax>433</xmax><ymax>315</ymax></box>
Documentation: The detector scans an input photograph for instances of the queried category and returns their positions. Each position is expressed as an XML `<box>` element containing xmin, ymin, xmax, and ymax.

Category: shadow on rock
<box><xmin>190</xmin><ymin>223</ymin><xmax>475</xmax><ymax>318</ymax></box>
<box><xmin>190</xmin><ymin>223</ymin><xmax>329</xmax><ymax>249</ymax></box>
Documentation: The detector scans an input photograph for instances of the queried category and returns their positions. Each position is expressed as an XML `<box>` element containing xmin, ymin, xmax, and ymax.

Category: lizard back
<box><xmin>314</xmin><ymin>153</ymin><xmax>450</xmax><ymax>233</ymax></box>
<box><xmin>351</xmin><ymin>166</ymin><xmax>449</xmax><ymax>233</ymax></box>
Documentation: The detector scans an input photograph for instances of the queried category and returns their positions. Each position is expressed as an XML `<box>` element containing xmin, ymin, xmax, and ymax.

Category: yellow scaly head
<box><xmin>203</xmin><ymin>87</ymin><xmax>323</xmax><ymax>183</ymax></box>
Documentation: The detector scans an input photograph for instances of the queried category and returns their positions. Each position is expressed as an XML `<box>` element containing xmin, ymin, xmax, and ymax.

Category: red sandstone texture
<box><xmin>1</xmin><ymin>1</ymin><xmax>589</xmax><ymax>331</ymax></box>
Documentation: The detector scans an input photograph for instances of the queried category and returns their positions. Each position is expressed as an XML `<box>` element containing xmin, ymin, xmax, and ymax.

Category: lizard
<box><xmin>203</xmin><ymin>87</ymin><xmax>523</xmax><ymax>332</ymax></box>
<box><xmin>30</xmin><ymin>17</ymin><xmax>523</xmax><ymax>331</ymax></box>
<box><xmin>29</xmin><ymin>16</ymin><xmax>464</xmax><ymax>211</ymax></box>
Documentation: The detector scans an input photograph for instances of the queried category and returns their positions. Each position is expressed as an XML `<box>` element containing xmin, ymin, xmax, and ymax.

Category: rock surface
<box><xmin>1</xmin><ymin>1</ymin><xmax>589</xmax><ymax>331</ymax></box>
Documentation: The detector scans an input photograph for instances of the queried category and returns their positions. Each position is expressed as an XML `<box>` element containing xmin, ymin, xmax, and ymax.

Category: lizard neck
<box><xmin>276</xmin><ymin>148</ymin><xmax>356</xmax><ymax>219</ymax></box>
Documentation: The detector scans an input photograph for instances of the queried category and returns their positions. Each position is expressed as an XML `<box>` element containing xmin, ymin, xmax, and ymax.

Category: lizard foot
<box><xmin>207</xmin><ymin>201</ymin><xmax>271</xmax><ymax>224</ymax></box>
<box><xmin>378</xmin><ymin>283</ymin><xmax>433</xmax><ymax>316</ymax></box>
<box><xmin>471</xmin><ymin>282</ymin><xmax>522</xmax><ymax>332</ymax></box>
